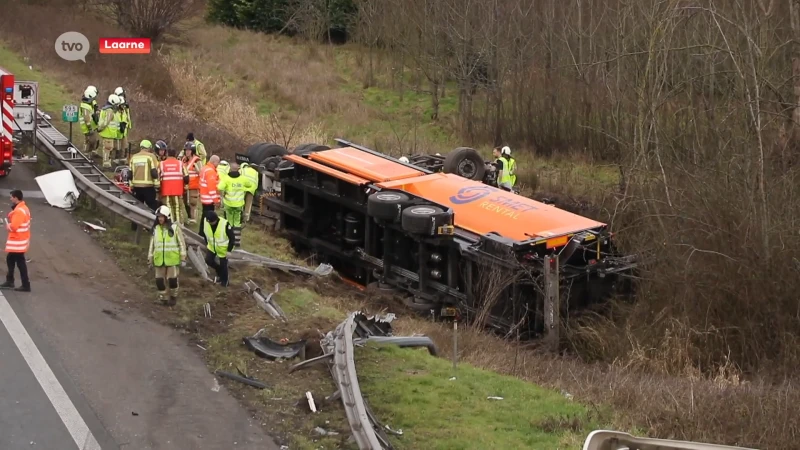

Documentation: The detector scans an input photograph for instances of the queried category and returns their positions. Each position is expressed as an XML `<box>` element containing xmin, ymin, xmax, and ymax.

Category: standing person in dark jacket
<box><xmin>201</xmin><ymin>211</ymin><xmax>235</xmax><ymax>287</ymax></box>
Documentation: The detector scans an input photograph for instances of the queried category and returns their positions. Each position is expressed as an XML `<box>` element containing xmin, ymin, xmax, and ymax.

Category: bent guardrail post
<box><xmin>543</xmin><ymin>254</ymin><xmax>560</xmax><ymax>351</ymax></box>
<box><xmin>243</xmin><ymin>280</ymin><xmax>286</xmax><ymax>321</ymax></box>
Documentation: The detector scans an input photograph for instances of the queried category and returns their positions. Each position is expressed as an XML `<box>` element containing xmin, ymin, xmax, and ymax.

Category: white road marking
<box><xmin>0</xmin><ymin>291</ymin><xmax>102</xmax><ymax>450</ymax></box>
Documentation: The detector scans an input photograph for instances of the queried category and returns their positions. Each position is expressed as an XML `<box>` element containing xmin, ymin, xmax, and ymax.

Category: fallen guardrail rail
<box><xmin>290</xmin><ymin>312</ymin><xmax>436</xmax><ymax>449</ymax></box>
<box><xmin>33</xmin><ymin>111</ymin><xmax>333</xmax><ymax>278</ymax></box>
<box><xmin>244</xmin><ymin>280</ymin><xmax>286</xmax><ymax>321</ymax></box>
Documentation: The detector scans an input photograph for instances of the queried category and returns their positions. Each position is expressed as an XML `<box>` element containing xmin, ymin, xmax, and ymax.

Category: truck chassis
<box><xmin>260</xmin><ymin>139</ymin><xmax>636</xmax><ymax>338</ymax></box>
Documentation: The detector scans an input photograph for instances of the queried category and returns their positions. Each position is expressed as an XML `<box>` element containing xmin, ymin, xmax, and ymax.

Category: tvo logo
<box><xmin>55</xmin><ymin>31</ymin><xmax>90</xmax><ymax>62</ymax></box>
<box><xmin>448</xmin><ymin>185</ymin><xmax>495</xmax><ymax>205</ymax></box>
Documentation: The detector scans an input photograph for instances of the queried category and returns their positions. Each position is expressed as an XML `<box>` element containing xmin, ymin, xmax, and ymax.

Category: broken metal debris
<box><xmin>82</xmin><ymin>221</ymin><xmax>106</xmax><ymax>232</ymax></box>
<box><xmin>229</xmin><ymin>249</ymin><xmax>335</xmax><ymax>278</ymax></box>
<box><xmin>242</xmin><ymin>334</ymin><xmax>306</xmax><ymax>360</ymax></box>
<box><xmin>314</xmin><ymin>427</ymin><xmax>338</xmax><ymax>436</ymax></box>
<box><xmin>243</xmin><ymin>280</ymin><xmax>286</xmax><ymax>321</ymax></box>
<box><xmin>203</xmin><ymin>302</ymin><xmax>212</xmax><ymax>318</ymax></box>
<box><xmin>306</xmin><ymin>392</ymin><xmax>318</xmax><ymax>413</ymax></box>
<box><xmin>188</xmin><ymin>245</ymin><xmax>213</xmax><ymax>282</ymax></box>
<box><xmin>214</xmin><ymin>370</ymin><xmax>270</xmax><ymax>390</ymax></box>
<box><xmin>355</xmin><ymin>336</ymin><xmax>439</xmax><ymax>357</ymax></box>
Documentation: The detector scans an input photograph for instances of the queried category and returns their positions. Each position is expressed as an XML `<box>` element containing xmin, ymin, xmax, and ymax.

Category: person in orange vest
<box><xmin>0</xmin><ymin>190</ymin><xmax>31</xmax><ymax>292</ymax></box>
<box><xmin>159</xmin><ymin>148</ymin><xmax>189</xmax><ymax>225</ymax></box>
<box><xmin>182</xmin><ymin>144</ymin><xmax>203</xmax><ymax>224</ymax></box>
<box><xmin>198</xmin><ymin>154</ymin><xmax>221</xmax><ymax>234</ymax></box>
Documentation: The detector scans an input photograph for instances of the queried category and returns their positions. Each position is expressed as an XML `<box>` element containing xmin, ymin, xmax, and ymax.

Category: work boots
<box><xmin>0</xmin><ymin>279</ymin><xmax>31</xmax><ymax>292</ymax></box>
<box><xmin>168</xmin><ymin>296</ymin><xmax>177</xmax><ymax>307</ymax></box>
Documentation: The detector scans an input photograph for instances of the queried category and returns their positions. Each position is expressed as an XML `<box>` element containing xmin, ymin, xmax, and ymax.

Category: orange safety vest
<box><xmin>184</xmin><ymin>155</ymin><xmax>200</xmax><ymax>190</ymax></box>
<box><xmin>199</xmin><ymin>163</ymin><xmax>220</xmax><ymax>205</ymax></box>
<box><xmin>6</xmin><ymin>201</ymin><xmax>31</xmax><ymax>253</ymax></box>
<box><xmin>160</xmin><ymin>158</ymin><xmax>185</xmax><ymax>197</ymax></box>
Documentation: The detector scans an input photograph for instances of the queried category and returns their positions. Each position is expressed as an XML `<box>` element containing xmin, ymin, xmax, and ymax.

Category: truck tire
<box><xmin>292</xmin><ymin>143</ymin><xmax>330</xmax><ymax>156</ymax></box>
<box><xmin>248</xmin><ymin>143</ymin><xmax>287</xmax><ymax>167</ymax></box>
<box><xmin>367</xmin><ymin>191</ymin><xmax>410</xmax><ymax>221</ymax></box>
<box><xmin>401</xmin><ymin>205</ymin><xmax>451</xmax><ymax>235</ymax></box>
<box><xmin>443</xmin><ymin>147</ymin><xmax>485</xmax><ymax>181</ymax></box>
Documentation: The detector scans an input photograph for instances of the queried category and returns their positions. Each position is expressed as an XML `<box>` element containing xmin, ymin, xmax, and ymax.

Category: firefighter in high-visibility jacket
<box><xmin>80</xmin><ymin>86</ymin><xmax>99</xmax><ymax>157</ymax></box>
<box><xmin>129</xmin><ymin>140</ymin><xmax>161</xmax><ymax>211</ymax></box>
<box><xmin>202</xmin><ymin>211</ymin><xmax>235</xmax><ymax>287</ymax></box>
<box><xmin>183</xmin><ymin>133</ymin><xmax>207</xmax><ymax>165</ymax></box>
<box><xmin>239</xmin><ymin>162</ymin><xmax>260</xmax><ymax>224</ymax></box>
<box><xmin>148</xmin><ymin>205</ymin><xmax>187</xmax><ymax>306</ymax></box>
<box><xmin>0</xmin><ymin>189</ymin><xmax>31</xmax><ymax>292</ymax></box>
<box><xmin>159</xmin><ymin>148</ymin><xmax>189</xmax><ymax>225</ymax></box>
<box><xmin>217</xmin><ymin>163</ymin><xmax>255</xmax><ymax>247</ymax></box>
<box><xmin>198</xmin><ymin>155</ymin><xmax>221</xmax><ymax>235</ymax></box>
<box><xmin>96</xmin><ymin>94</ymin><xmax>123</xmax><ymax>168</ymax></box>
<box><xmin>182</xmin><ymin>144</ymin><xmax>202</xmax><ymax>224</ymax></box>
<box><xmin>115</xmin><ymin>87</ymin><xmax>132</xmax><ymax>160</ymax></box>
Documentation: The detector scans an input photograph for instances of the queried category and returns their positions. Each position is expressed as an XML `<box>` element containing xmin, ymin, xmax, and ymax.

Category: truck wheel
<box><xmin>401</xmin><ymin>205</ymin><xmax>451</xmax><ymax>235</ymax></box>
<box><xmin>443</xmin><ymin>147</ymin><xmax>485</xmax><ymax>181</ymax></box>
<box><xmin>367</xmin><ymin>191</ymin><xmax>410</xmax><ymax>221</ymax></box>
<box><xmin>292</xmin><ymin>143</ymin><xmax>330</xmax><ymax>156</ymax></box>
<box><xmin>248</xmin><ymin>143</ymin><xmax>287</xmax><ymax>167</ymax></box>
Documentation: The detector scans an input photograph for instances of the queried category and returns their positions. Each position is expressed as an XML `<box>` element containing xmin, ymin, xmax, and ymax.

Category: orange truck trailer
<box><xmin>264</xmin><ymin>139</ymin><xmax>636</xmax><ymax>337</ymax></box>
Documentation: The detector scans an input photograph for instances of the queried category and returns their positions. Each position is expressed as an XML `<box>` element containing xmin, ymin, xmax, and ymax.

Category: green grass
<box><xmin>277</xmin><ymin>287</ymin><xmax>343</xmax><ymax>320</ymax></box>
<box><xmin>357</xmin><ymin>344</ymin><xmax>598</xmax><ymax>450</ymax></box>
<box><xmin>0</xmin><ymin>42</ymin><xmax>74</xmax><ymax>133</ymax></box>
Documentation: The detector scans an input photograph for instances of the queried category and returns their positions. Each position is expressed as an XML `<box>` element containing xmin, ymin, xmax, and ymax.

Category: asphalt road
<box><xmin>0</xmin><ymin>163</ymin><xmax>281</xmax><ymax>450</ymax></box>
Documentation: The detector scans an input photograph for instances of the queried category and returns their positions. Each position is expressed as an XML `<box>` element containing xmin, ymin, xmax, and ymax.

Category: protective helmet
<box><xmin>219</xmin><ymin>160</ymin><xmax>229</xmax><ymax>166</ymax></box>
<box><xmin>183</xmin><ymin>141</ymin><xmax>196</xmax><ymax>151</ymax></box>
<box><xmin>156</xmin><ymin>205</ymin><xmax>171</xmax><ymax>220</ymax></box>
<box><xmin>398</xmin><ymin>156</ymin><xmax>409</xmax><ymax>164</ymax></box>
<box><xmin>114</xmin><ymin>87</ymin><xmax>125</xmax><ymax>96</ymax></box>
<box><xmin>501</xmin><ymin>146</ymin><xmax>511</xmax><ymax>156</ymax></box>
<box><xmin>108</xmin><ymin>94</ymin><xmax>122</xmax><ymax>105</ymax></box>
<box><xmin>155</xmin><ymin>140</ymin><xmax>168</xmax><ymax>152</ymax></box>
<box><xmin>85</xmin><ymin>85</ymin><xmax>97</xmax><ymax>98</ymax></box>
<box><xmin>140</xmin><ymin>139</ymin><xmax>153</xmax><ymax>149</ymax></box>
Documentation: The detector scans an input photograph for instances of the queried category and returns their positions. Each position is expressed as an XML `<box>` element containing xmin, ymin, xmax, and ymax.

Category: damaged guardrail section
<box><xmin>289</xmin><ymin>312</ymin><xmax>438</xmax><ymax>450</ymax></box>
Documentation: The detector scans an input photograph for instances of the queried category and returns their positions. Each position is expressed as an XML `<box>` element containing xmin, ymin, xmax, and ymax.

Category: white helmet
<box><xmin>156</xmin><ymin>205</ymin><xmax>171</xmax><ymax>219</ymax></box>
<box><xmin>85</xmin><ymin>85</ymin><xmax>97</xmax><ymax>98</ymax></box>
<box><xmin>501</xmin><ymin>146</ymin><xmax>511</xmax><ymax>156</ymax></box>
<box><xmin>219</xmin><ymin>160</ymin><xmax>229</xmax><ymax>166</ymax></box>
<box><xmin>108</xmin><ymin>94</ymin><xmax>122</xmax><ymax>105</ymax></box>
<box><xmin>398</xmin><ymin>156</ymin><xmax>409</xmax><ymax>164</ymax></box>
<box><xmin>114</xmin><ymin>87</ymin><xmax>125</xmax><ymax>96</ymax></box>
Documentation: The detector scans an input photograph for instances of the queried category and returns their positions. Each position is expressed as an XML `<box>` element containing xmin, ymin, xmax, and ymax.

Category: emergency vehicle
<box><xmin>0</xmin><ymin>68</ymin><xmax>16</xmax><ymax>177</ymax></box>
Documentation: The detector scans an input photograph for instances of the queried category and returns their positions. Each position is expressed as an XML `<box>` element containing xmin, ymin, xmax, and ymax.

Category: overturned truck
<box><xmin>247</xmin><ymin>139</ymin><xmax>635</xmax><ymax>338</ymax></box>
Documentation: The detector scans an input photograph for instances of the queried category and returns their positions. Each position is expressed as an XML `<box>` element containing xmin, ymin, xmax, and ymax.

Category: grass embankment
<box><xmin>7</xmin><ymin>4</ymin><xmax>800</xmax><ymax>447</ymax></box>
<box><xmin>1</xmin><ymin>35</ymin><xmax>598</xmax><ymax>450</ymax></box>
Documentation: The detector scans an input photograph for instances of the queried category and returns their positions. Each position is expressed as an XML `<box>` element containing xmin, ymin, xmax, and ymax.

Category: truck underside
<box><xmin>260</xmin><ymin>140</ymin><xmax>636</xmax><ymax>338</ymax></box>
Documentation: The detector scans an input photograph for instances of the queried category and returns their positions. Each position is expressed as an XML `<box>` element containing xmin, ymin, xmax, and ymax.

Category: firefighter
<box><xmin>239</xmin><ymin>162</ymin><xmax>260</xmax><ymax>224</ymax></box>
<box><xmin>155</xmin><ymin>139</ymin><xmax>169</xmax><ymax>162</ymax></box>
<box><xmin>500</xmin><ymin>145</ymin><xmax>517</xmax><ymax>190</ymax></box>
<box><xmin>198</xmin><ymin>155</ymin><xmax>221</xmax><ymax>235</ymax></box>
<box><xmin>96</xmin><ymin>94</ymin><xmax>123</xmax><ymax>169</ymax></box>
<box><xmin>80</xmin><ymin>87</ymin><xmax>99</xmax><ymax>157</ymax></box>
<box><xmin>115</xmin><ymin>87</ymin><xmax>132</xmax><ymax>160</ymax></box>
<box><xmin>185</xmin><ymin>133</ymin><xmax>207</xmax><ymax>165</ymax></box>
<box><xmin>129</xmin><ymin>140</ymin><xmax>160</xmax><ymax>211</ymax></box>
<box><xmin>148</xmin><ymin>205</ymin><xmax>187</xmax><ymax>306</ymax></box>
<box><xmin>217</xmin><ymin>160</ymin><xmax>230</xmax><ymax>180</ymax></box>
<box><xmin>202</xmin><ymin>211</ymin><xmax>235</xmax><ymax>287</ymax></box>
<box><xmin>182</xmin><ymin>144</ymin><xmax>202</xmax><ymax>224</ymax></box>
<box><xmin>492</xmin><ymin>146</ymin><xmax>516</xmax><ymax>192</ymax></box>
<box><xmin>0</xmin><ymin>190</ymin><xmax>31</xmax><ymax>292</ymax></box>
<box><xmin>159</xmin><ymin>147</ymin><xmax>189</xmax><ymax>225</ymax></box>
<box><xmin>217</xmin><ymin>162</ymin><xmax>255</xmax><ymax>247</ymax></box>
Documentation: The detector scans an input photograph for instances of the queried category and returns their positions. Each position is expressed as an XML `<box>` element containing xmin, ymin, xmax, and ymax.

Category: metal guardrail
<box><xmin>323</xmin><ymin>313</ymin><xmax>387</xmax><ymax>450</ymax></box>
<box><xmin>31</xmin><ymin>111</ymin><xmax>333</xmax><ymax>277</ymax></box>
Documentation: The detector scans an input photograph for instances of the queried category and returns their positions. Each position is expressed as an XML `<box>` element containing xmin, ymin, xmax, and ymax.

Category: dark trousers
<box><xmin>6</xmin><ymin>253</ymin><xmax>29</xmax><ymax>287</ymax></box>
<box><xmin>205</xmin><ymin>249</ymin><xmax>229</xmax><ymax>285</ymax></box>
<box><xmin>132</xmin><ymin>186</ymin><xmax>160</xmax><ymax>211</ymax></box>
<box><xmin>198</xmin><ymin>203</ymin><xmax>216</xmax><ymax>235</ymax></box>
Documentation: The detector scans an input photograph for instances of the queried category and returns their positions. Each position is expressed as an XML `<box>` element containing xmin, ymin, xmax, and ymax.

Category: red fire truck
<box><xmin>0</xmin><ymin>68</ymin><xmax>15</xmax><ymax>177</ymax></box>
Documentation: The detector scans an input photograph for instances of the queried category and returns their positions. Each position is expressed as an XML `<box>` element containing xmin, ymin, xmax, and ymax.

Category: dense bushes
<box><xmin>206</xmin><ymin>0</ymin><xmax>356</xmax><ymax>41</ymax></box>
